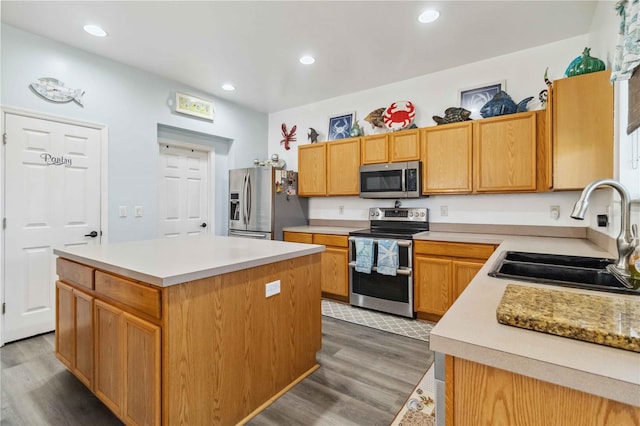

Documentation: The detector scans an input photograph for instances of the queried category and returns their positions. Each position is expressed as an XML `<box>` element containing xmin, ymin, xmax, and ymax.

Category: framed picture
<box><xmin>459</xmin><ymin>81</ymin><xmax>505</xmax><ymax>119</ymax></box>
<box><xmin>175</xmin><ymin>91</ymin><xmax>215</xmax><ymax>120</ymax></box>
<box><xmin>327</xmin><ymin>111</ymin><xmax>355</xmax><ymax>140</ymax></box>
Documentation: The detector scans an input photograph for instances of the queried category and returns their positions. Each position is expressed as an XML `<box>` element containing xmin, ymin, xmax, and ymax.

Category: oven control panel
<box><xmin>369</xmin><ymin>207</ymin><xmax>428</xmax><ymax>222</ymax></box>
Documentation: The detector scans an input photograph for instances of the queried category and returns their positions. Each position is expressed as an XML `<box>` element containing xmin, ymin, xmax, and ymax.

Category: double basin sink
<box><xmin>489</xmin><ymin>251</ymin><xmax>640</xmax><ymax>295</ymax></box>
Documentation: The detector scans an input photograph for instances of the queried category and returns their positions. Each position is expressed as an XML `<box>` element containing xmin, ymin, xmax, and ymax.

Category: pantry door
<box><xmin>3</xmin><ymin>112</ymin><xmax>102</xmax><ymax>343</ymax></box>
<box><xmin>158</xmin><ymin>144</ymin><xmax>210</xmax><ymax>238</ymax></box>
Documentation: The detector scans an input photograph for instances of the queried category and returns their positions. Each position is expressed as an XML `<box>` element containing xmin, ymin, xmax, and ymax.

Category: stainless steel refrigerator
<box><xmin>228</xmin><ymin>167</ymin><xmax>308</xmax><ymax>240</ymax></box>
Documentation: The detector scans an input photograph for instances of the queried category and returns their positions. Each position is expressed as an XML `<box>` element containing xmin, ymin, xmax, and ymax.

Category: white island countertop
<box><xmin>429</xmin><ymin>234</ymin><xmax>640</xmax><ymax>407</ymax></box>
<box><xmin>54</xmin><ymin>235</ymin><xmax>324</xmax><ymax>287</ymax></box>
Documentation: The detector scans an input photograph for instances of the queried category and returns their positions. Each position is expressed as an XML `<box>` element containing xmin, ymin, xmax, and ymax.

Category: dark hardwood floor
<box><xmin>1</xmin><ymin>317</ymin><xmax>433</xmax><ymax>426</ymax></box>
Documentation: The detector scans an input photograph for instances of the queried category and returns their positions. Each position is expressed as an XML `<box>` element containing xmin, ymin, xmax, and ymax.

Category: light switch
<box><xmin>135</xmin><ymin>206</ymin><xmax>143</xmax><ymax>217</ymax></box>
<box><xmin>119</xmin><ymin>206</ymin><xmax>127</xmax><ymax>217</ymax></box>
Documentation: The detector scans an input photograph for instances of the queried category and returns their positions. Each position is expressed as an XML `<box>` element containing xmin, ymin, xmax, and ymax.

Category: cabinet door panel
<box><xmin>74</xmin><ymin>289</ymin><xmax>94</xmax><ymax>388</ymax></box>
<box><xmin>553</xmin><ymin>70</ymin><xmax>613</xmax><ymax>189</ymax></box>
<box><xmin>298</xmin><ymin>144</ymin><xmax>327</xmax><ymax>196</ymax></box>
<box><xmin>94</xmin><ymin>300</ymin><xmax>123</xmax><ymax>416</ymax></box>
<box><xmin>421</xmin><ymin>123</ymin><xmax>472</xmax><ymax>193</ymax></box>
<box><xmin>415</xmin><ymin>257</ymin><xmax>451</xmax><ymax>316</ymax></box>
<box><xmin>123</xmin><ymin>313</ymin><xmax>161</xmax><ymax>426</ymax></box>
<box><xmin>283</xmin><ymin>232</ymin><xmax>313</xmax><ymax>244</ymax></box>
<box><xmin>390</xmin><ymin>129</ymin><xmax>420</xmax><ymax>162</ymax></box>
<box><xmin>320</xmin><ymin>247</ymin><xmax>349</xmax><ymax>297</ymax></box>
<box><xmin>452</xmin><ymin>261</ymin><xmax>484</xmax><ymax>301</ymax></box>
<box><xmin>361</xmin><ymin>134</ymin><xmax>388</xmax><ymax>164</ymax></box>
<box><xmin>55</xmin><ymin>281</ymin><xmax>74</xmax><ymax>370</ymax></box>
<box><xmin>474</xmin><ymin>113</ymin><xmax>537</xmax><ymax>192</ymax></box>
<box><xmin>327</xmin><ymin>138</ymin><xmax>360</xmax><ymax>195</ymax></box>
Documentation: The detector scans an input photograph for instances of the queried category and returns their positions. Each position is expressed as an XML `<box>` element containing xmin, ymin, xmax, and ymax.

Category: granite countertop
<box><xmin>497</xmin><ymin>284</ymin><xmax>640</xmax><ymax>353</ymax></box>
<box><xmin>54</xmin><ymin>235</ymin><xmax>324</xmax><ymax>287</ymax></box>
<box><xmin>283</xmin><ymin>225</ymin><xmax>366</xmax><ymax>235</ymax></box>
<box><xmin>428</xmin><ymin>235</ymin><xmax>640</xmax><ymax>407</ymax></box>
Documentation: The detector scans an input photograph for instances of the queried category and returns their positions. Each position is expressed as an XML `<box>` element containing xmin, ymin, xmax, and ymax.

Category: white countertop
<box><xmin>429</xmin><ymin>235</ymin><xmax>640</xmax><ymax>407</ymax></box>
<box><xmin>283</xmin><ymin>225</ymin><xmax>366</xmax><ymax>235</ymax></box>
<box><xmin>54</xmin><ymin>235</ymin><xmax>324</xmax><ymax>287</ymax></box>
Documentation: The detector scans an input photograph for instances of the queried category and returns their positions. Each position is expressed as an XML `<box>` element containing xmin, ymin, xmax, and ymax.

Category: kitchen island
<box><xmin>53</xmin><ymin>235</ymin><xmax>324</xmax><ymax>426</ymax></box>
<box><xmin>425</xmin><ymin>233</ymin><xmax>640</xmax><ymax>425</ymax></box>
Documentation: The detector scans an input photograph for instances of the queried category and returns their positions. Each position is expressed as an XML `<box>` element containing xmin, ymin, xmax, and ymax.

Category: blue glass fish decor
<box><xmin>479</xmin><ymin>91</ymin><xmax>533</xmax><ymax>118</ymax></box>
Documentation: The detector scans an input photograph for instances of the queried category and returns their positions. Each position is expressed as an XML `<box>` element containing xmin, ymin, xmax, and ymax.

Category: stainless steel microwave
<box><xmin>359</xmin><ymin>161</ymin><xmax>422</xmax><ymax>198</ymax></box>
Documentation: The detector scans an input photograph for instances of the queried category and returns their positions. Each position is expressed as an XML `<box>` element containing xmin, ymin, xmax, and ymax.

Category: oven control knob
<box><xmin>376</xmin><ymin>212</ymin><xmax>380</xmax><ymax>216</ymax></box>
<box><xmin>370</xmin><ymin>211</ymin><xmax>375</xmax><ymax>217</ymax></box>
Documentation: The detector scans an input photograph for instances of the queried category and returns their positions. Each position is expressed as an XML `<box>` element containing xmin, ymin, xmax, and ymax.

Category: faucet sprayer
<box><xmin>571</xmin><ymin>179</ymin><xmax>637</xmax><ymax>286</ymax></box>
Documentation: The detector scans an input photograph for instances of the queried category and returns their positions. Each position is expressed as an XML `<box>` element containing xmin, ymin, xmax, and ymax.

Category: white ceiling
<box><xmin>1</xmin><ymin>1</ymin><xmax>599</xmax><ymax>113</ymax></box>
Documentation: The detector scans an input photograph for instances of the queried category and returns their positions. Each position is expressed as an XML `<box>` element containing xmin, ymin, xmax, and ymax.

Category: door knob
<box><xmin>84</xmin><ymin>231</ymin><xmax>98</xmax><ymax>238</ymax></box>
<box><xmin>200</xmin><ymin>223</ymin><xmax>207</xmax><ymax>228</ymax></box>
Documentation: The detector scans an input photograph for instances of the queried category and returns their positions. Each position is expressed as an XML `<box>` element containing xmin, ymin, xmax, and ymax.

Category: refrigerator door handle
<box><xmin>247</xmin><ymin>173</ymin><xmax>252</xmax><ymax>224</ymax></box>
<box><xmin>242</xmin><ymin>173</ymin><xmax>248</xmax><ymax>225</ymax></box>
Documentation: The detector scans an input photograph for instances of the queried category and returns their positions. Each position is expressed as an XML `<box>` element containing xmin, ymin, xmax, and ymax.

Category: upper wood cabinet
<box><xmin>327</xmin><ymin>138</ymin><xmax>360</xmax><ymax>195</ymax></box>
<box><xmin>550</xmin><ymin>70</ymin><xmax>613</xmax><ymax>190</ymax></box>
<box><xmin>361</xmin><ymin>134</ymin><xmax>389</xmax><ymax>164</ymax></box>
<box><xmin>389</xmin><ymin>129</ymin><xmax>420</xmax><ymax>162</ymax></box>
<box><xmin>298</xmin><ymin>143</ymin><xmax>327</xmax><ymax>196</ymax></box>
<box><xmin>421</xmin><ymin>122</ymin><xmax>473</xmax><ymax>194</ymax></box>
<box><xmin>474</xmin><ymin>111</ymin><xmax>538</xmax><ymax>192</ymax></box>
<box><xmin>299</xmin><ymin>139</ymin><xmax>360</xmax><ymax>196</ymax></box>
<box><xmin>361</xmin><ymin>129</ymin><xmax>421</xmax><ymax>164</ymax></box>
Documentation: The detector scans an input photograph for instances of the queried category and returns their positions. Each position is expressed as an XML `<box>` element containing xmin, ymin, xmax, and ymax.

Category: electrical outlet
<box><xmin>265</xmin><ymin>280</ymin><xmax>281</xmax><ymax>298</ymax></box>
<box><xmin>550</xmin><ymin>205</ymin><xmax>560</xmax><ymax>220</ymax></box>
<box><xmin>135</xmin><ymin>206</ymin><xmax>143</xmax><ymax>217</ymax></box>
<box><xmin>440</xmin><ymin>205</ymin><xmax>448</xmax><ymax>217</ymax></box>
<box><xmin>119</xmin><ymin>206</ymin><xmax>127</xmax><ymax>217</ymax></box>
<box><xmin>338</xmin><ymin>205</ymin><xmax>344</xmax><ymax>215</ymax></box>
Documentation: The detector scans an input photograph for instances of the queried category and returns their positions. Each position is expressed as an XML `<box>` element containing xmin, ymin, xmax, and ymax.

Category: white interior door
<box><xmin>158</xmin><ymin>144</ymin><xmax>209</xmax><ymax>237</ymax></box>
<box><xmin>4</xmin><ymin>113</ymin><xmax>101</xmax><ymax>343</ymax></box>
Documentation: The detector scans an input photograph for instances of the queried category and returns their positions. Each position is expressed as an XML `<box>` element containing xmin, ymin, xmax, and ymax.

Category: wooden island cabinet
<box><xmin>54</xmin><ymin>237</ymin><xmax>323</xmax><ymax>426</ymax></box>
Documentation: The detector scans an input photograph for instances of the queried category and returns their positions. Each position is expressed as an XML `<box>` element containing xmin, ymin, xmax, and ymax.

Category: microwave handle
<box><xmin>402</xmin><ymin>168</ymin><xmax>407</xmax><ymax>192</ymax></box>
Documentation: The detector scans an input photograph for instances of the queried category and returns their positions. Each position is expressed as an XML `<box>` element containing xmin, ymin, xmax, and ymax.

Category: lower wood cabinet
<box><xmin>414</xmin><ymin>241</ymin><xmax>495</xmax><ymax>320</ymax></box>
<box><xmin>56</xmin><ymin>281</ymin><xmax>94</xmax><ymax>389</ymax></box>
<box><xmin>57</xmin><ymin>262</ymin><xmax>161</xmax><ymax>426</ymax></box>
<box><xmin>284</xmin><ymin>231</ymin><xmax>349</xmax><ymax>300</ymax></box>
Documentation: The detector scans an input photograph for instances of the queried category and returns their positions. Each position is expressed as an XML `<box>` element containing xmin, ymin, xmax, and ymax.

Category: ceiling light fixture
<box><xmin>418</xmin><ymin>10</ymin><xmax>440</xmax><ymax>24</ymax></box>
<box><xmin>83</xmin><ymin>24</ymin><xmax>108</xmax><ymax>37</ymax></box>
<box><xmin>299</xmin><ymin>55</ymin><xmax>315</xmax><ymax>65</ymax></box>
<box><xmin>222</xmin><ymin>83</ymin><xmax>235</xmax><ymax>91</ymax></box>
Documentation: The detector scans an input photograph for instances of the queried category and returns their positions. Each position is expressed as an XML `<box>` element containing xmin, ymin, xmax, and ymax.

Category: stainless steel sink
<box><xmin>489</xmin><ymin>251</ymin><xmax>640</xmax><ymax>295</ymax></box>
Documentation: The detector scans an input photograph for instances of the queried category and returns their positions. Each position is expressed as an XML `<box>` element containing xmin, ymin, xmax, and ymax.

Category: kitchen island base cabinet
<box><xmin>447</xmin><ymin>356</ymin><xmax>640</xmax><ymax>425</ymax></box>
<box><xmin>55</xmin><ymin>253</ymin><xmax>322</xmax><ymax>426</ymax></box>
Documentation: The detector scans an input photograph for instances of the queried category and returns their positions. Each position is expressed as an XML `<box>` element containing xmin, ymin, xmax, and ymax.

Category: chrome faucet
<box><xmin>571</xmin><ymin>179</ymin><xmax>638</xmax><ymax>279</ymax></box>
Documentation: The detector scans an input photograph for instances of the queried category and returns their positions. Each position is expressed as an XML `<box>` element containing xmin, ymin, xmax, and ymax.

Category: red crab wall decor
<box><xmin>383</xmin><ymin>101</ymin><xmax>416</xmax><ymax>130</ymax></box>
<box><xmin>281</xmin><ymin>123</ymin><xmax>297</xmax><ymax>150</ymax></box>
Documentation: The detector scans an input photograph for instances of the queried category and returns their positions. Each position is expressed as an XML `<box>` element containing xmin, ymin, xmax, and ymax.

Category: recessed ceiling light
<box><xmin>83</xmin><ymin>24</ymin><xmax>107</xmax><ymax>37</ymax></box>
<box><xmin>418</xmin><ymin>10</ymin><xmax>440</xmax><ymax>23</ymax></box>
<box><xmin>299</xmin><ymin>55</ymin><xmax>315</xmax><ymax>65</ymax></box>
<box><xmin>222</xmin><ymin>83</ymin><xmax>235</xmax><ymax>91</ymax></box>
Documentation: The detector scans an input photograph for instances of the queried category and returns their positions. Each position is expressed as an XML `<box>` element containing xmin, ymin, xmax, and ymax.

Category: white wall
<box><xmin>1</xmin><ymin>24</ymin><xmax>268</xmax><ymax>242</ymax></box>
<box><xmin>268</xmin><ymin>34</ymin><xmax>595</xmax><ymax>228</ymax></box>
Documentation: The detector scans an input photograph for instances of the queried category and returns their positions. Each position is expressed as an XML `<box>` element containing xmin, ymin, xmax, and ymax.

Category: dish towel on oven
<box><xmin>377</xmin><ymin>239</ymin><xmax>399</xmax><ymax>276</ymax></box>
<box><xmin>355</xmin><ymin>238</ymin><xmax>374</xmax><ymax>274</ymax></box>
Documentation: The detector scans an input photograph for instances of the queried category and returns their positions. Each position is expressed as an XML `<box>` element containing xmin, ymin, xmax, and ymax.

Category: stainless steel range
<box><xmin>348</xmin><ymin>207</ymin><xmax>429</xmax><ymax>318</ymax></box>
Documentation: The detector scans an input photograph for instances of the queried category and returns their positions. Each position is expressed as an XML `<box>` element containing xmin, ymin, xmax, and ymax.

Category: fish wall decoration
<box><xmin>364</xmin><ymin>107</ymin><xmax>386</xmax><ymax>129</ymax></box>
<box><xmin>308</xmin><ymin>127</ymin><xmax>320</xmax><ymax>143</ymax></box>
<box><xmin>30</xmin><ymin>77</ymin><xmax>84</xmax><ymax>105</ymax></box>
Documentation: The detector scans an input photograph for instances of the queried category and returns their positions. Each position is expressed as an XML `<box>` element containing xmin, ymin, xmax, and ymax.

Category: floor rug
<box><xmin>321</xmin><ymin>300</ymin><xmax>435</xmax><ymax>342</ymax></box>
<box><xmin>390</xmin><ymin>363</ymin><xmax>436</xmax><ymax>426</ymax></box>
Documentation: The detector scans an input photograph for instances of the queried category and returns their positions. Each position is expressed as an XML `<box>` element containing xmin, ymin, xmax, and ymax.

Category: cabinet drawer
<box><xmin>414</xmin><ymin>241</ymin><xmax>495</xmax><ymax>260</ymax></box>
<box><xmin>283</xmin><ymin>232</ymin><xmax>313</xmax><ymax>244</ymax></box>
<box><xmin>57</xmin><ymin>258</ymin><xmax>94</xmax><ymax>290</ymax></box>
<box><xmin>313</xmin><ymin>234</ymin><xmax>348</xmax><ymax>248</ymax></box>
<box><xmin>95</xmin><ymin>271</ymin><xmax>161</xmax><ymax>319</ymax></box>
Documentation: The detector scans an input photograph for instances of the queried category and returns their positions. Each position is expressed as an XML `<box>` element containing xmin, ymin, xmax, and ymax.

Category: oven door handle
<box><xmin>348</xmin><ymin>262</ymin><xmax>412</xmax><ymax>276</ymax></box>
<box><xmin>348</xmin><ymin>237</ymin><xmax>412</xmax><ymax>247</ymax></box>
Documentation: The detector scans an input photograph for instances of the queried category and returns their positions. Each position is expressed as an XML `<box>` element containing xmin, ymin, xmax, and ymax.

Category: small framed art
<box><xmin>459</xmin><ymin>81</ymin><xmax>505</xmax><ymax>119</ymax></box>
<box><xmin>175</xmin><ymin>91</ymin><xmax>215</xmax><ymax>121</ymax></box>
<box><xmin>327</xmin><ymin>112</ymin><xmax>355</xmax><ymax>140</ymax></box>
